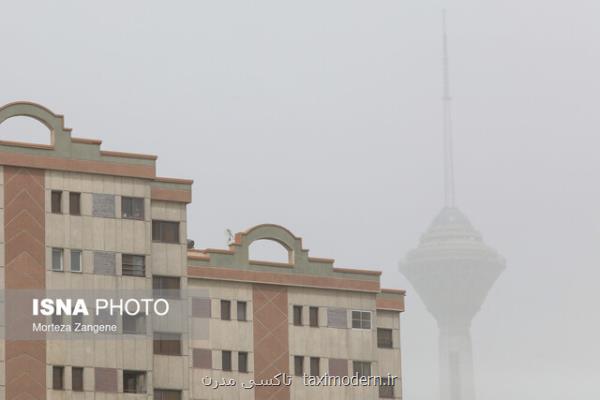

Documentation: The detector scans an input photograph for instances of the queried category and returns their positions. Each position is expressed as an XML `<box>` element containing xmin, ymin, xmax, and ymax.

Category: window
<box><xmin>153</xmin><ymin>332</ymin><xmax>181</xmax><ymax>356</ymax></box>
<box><xmin>71</xmin><ymin>312</ymin><xmax>83</xmax><ymax>329</ymax></box>
<box><xmin>379</xmin><ymin>377</ymin><xmax>395</xmax><ymax>398</ymax></box>
<box><xmin>51</xmin><ymin>191</ymin><xmax>62</xmax><ymax>214</ymax></box>
<box><xmin>153</xmin><ymin>276</ymin><xmax>180</xmax><ymax>299</ymax></box>
<box><xmin>123</xmin><ymin>313</ymin><xmax>146</xmax><ymax>334</ymax></box>
<box><xmin>152</xmin><ymin>220</ymin><xmax>180</xmax><ymax>243</ymax></box>
<box><xmin>222</xmin><ymin>350</ymin><xmax>232</xmax><ymax>371</ymax></box>
<box><xmin>122</xmin><ymin>197</ymin><xmax>144</xmax><ymax>220</ymax></box>
<box><xmin>238</xmin><ymin>352</ymin><xmax>248</xmax><ymax>373</ymax></box>
<box><xmin>220</xmin><ymin>300</ymin><xmax>231</xmax><ymax>320</ymax></box>
<box><xmin>52</xmin><ymin>366</ymin><xmax>64</xmax><ymax>390</ymax></box>
<box><xmin>52</xmin><ymin>248</ymin><xmax>64</xmax><ymax>271</ymax></box>
<box><xmin>72</xmin><ymin>367</ymin><xmax>84</xmax><ymax>392</ymax></box>
<box><xmin>69</xmin><ymin>192</ymin><xmax>81</xmax><ymax>215</ymax></box>
<box><xmin>309</xmin><ymin>306</ymin><xmax>319</xmax><ymax>327</ymax></box>
<box><xmin>154</xmin><ymin>389</ymin><xmax>182</xmax><ymax>400</ymax></box>
<box><xmin>309</xmin><ymin>357</ymin><xmax>320</xmax><ymax>377</ymax></box>
<box><xmin>353</xmin><ymin>361</ymin><xmax>371</xmax><ymax>378</ymax></box>
<box><xmin>51</xmin><ymin>313</ymin><xmax>63</xmax><ymax>326</ymax></box>
<box><xmin>123</xmin><ymin>370</ymin><xmax>147</xmax><ymax>394</ymax></box>
<box><xmin>71</xmin><ymin>250</ymin><xmax>82</xmax><ymax>272</ymax></box>
<box><xmin>293</xmin><ymin>305</ymin><xmax>303</xmax><ymax>326</ymax></box>
<box><xmin>351</xmin><ymin>310</ymin><xmax>371</xmax><ymax>329</ymax></box>
<box><xmin>377</xmin><ymin>328</ymin><xmax>393</xmax><ymax>348</ymax></box>
<box><xmin>237</xmin><ymin>301</ymin><xmax>247</xmax><ymax>321</ymax></box>
<box><xmin>122</xmin><ymin>254</ymin><xmax>145</xmax><ymax>277</ymax></box>
<box><xmin>294</xmin><ymin>356</ymin><xmax>304</xmax><ymax>377</ymax></box>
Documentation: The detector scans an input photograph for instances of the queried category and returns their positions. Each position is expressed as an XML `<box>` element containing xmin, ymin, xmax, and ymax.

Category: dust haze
<box><xmin>1</xmin><ymin>1</ymin><xmax>599</xmax><ymax>399</ymax></box>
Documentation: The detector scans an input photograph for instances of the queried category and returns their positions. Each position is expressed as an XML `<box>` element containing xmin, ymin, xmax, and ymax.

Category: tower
<box><xmin>399</xmin><ymin>12</ymin><xmax>505</xmax><ymax>400</ymax></box>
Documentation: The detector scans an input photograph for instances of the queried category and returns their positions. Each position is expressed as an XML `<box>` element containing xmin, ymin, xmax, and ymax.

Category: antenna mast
<box><xmin>442</xmin><ymin>10</ymin><xmax>456</xmax><ymax>207</ymax></box>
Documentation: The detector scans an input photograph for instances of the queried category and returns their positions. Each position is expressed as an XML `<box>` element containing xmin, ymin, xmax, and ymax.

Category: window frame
<box><xmin>379</xmin><ymin>376</ymin><xmax>395</xmax><ymax>398</ymax></box>
<box><xmin>221</xmin><ymin>300</ymin><xmax>231</xmax><ymax>320</ymax></box>
<box><xmin>153</xmin><ymin>332</ymin><xmax>182</xmax><ymax>356</ymax></box>
<box><xmin>52</xmin><ymin>248</ymin><xmax>64</xmax><ymax>271</ymax></box>
<box><xmin>238</xmin><ymin>352</ymin><xmax>248</xmax><ymax>373</ymax></box>
<box><xmin>309</xmin><ymin>306</ymin><xmax>319</xmax><ymax>327</ymax></box>
<box><xmin>51</xmin><ymin>190</ymin><xmax>62</xmax><ymax>214</ymax></box>
<box><xmin>52</xmin><ymin>366</ymin><xmax>64</xmax><ymax>390</ymax></box>
<box><xmin>154</xmin><ymin>389</ymin><xmax>182</xmax><ymax>400</ymax></box>
<box><xmin>70</xmin><ymin>249</ymin><xmax>82</xmax><ymax>272</ymax></box>
<box><xmin>122</xmin><ymin>313</ymin><xmax>147</xmax><ymax>335</ymax></box>
<box><xmin>377</xmin><ymin>328</ymin><xmax>393</xmax><ymax>348</ymax></box>
<box><xmin>69</xmin><ymin>192</ymin><xmax>81</xmax><ymax>215</ymax></box>
<box><xmin>222</xmin><ymin>350</ymin><xmax>232</xmax><ymax>371</ymax></box>
<box><xmin>309</xmin><ymin>357</ymin><xmax>320</xmax><ymax>377</ymax></box>
<box><xmin>293</xmin><ymin>305</ymin><xmax>303</xmax><ymax>326</ymax></box>
<box><xmin>352</xmin><ymin>361</ymin><xmax>372</xmax><ymax>378</ymax></box>
<box><xmin>237</xmin><ymin>301</ymin><xmax>247</xmax><ymax>321</ymax></box>
<box><xmin>72</xmin><ymin>367</ymin><xmax>84</xmax><ymax>392</ymax></box>
<box><xmin>123</xmin><ymin>370</ymin><xmax>147</xmax><ymax>394</ymax></box>
<box><xmin>121</xmin><ymin>196</ymin><xmax>145</xmax><ymax>220</ymax></box>
<box><xmin>351</xmin><ymin>310</ymin><xmax>372</xmax><ymax>330</ymax></box>
<box><xmin>152</xmin><ymin>276</ymin><xmax>180</xmax><ymax>299</ymax></box>
<box><xmin>294</xmin><ymin>356</ymin><xmax>304</xmax><ymax>377</ymax></box>
<box><xmin>122</xmin><ymin>254</ymin><xmax>146</xmax><ymax>277</ymax></box>
<box><xmin>152</xmin><ymin>220</ymin><xmax>180</xmax><ymax>244</ymax></box>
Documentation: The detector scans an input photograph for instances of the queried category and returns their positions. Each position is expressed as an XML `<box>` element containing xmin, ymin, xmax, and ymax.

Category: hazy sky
<box><xmin>2</xmin><ymin>1</ymin><xmax>600</xmax><ymax>399</ymax></box>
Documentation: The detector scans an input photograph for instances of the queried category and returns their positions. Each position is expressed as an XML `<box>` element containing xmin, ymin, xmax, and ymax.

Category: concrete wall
<box><xmin>43</xmin><ymin>170</ymin><xmax>190</xmax><ymax>400</ymax></box>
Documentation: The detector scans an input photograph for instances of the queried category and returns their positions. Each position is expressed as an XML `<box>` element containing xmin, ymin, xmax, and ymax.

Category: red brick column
<box><xmin>4</xmin><ymin>167</ymin><xmax>46</xmax><ymax>400</ymax></box>
<box><xmin>252</xmin><ymin>284</ymin><xmax>290</xmax><ymax>400</ymax></box>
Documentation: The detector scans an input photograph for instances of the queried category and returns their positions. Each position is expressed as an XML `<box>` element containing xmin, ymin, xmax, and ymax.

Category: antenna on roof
<box><xmin>442</xmin><ymin>9</ymin><xmax>456</xmax><ymax>208</ymax></box>
<box><xmin>225</xmin><ymin>229</ymin><xmax>234</xmax><ymax>245</ymax></box>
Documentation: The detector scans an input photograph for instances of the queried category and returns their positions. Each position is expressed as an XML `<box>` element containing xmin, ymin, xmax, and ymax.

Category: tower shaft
<box><xmin>439</xmin><ymin>322</ymin><xmax>475</xmax><ymax>400</ymax></box>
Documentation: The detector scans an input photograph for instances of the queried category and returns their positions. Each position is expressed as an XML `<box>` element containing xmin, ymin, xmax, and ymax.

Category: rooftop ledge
<box><xmin>0</xmin><ymin>102</ymin><xmax>193</xmax><ymax>202</ymax></box>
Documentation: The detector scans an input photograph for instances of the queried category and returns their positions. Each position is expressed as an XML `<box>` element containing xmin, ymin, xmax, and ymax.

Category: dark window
<box><xmin>153</xmin><ymin>332</ymin><xmax>181</xmax><ymax>356</ymax></box>
<box><xmin>122</xmin><ymin>197</ymin><xmax>144</xmax><ymax>220</ymax></box>
<box><xmin>52</xmin><ymin>366</ymin><xmax>64</xmax><ymax>390</ymax></box>
<box><xmin>377</xmin><ymin>328</ymin><xmax>393</xmax><ymax>348</ymax></box>
<box><xmin>69</xmin><ymin>192</ymin><xmax>81</xmax><ymax>215</ymax></box>
<box><xmin>221</xmin><ymin>300</ymin><xmax>231</xmax><ymax>320</ymax></box>
<box><xmin>309</xmin><ymin>357</ymin><xmax>320</xmax><ymax>377</ymax></box>
<box><xmin>152</xmin><ymin>220</ymin><xmax>180</xmax><ymax>243</ymax></box>
<box><xmin>222</xmin><ymin>350</ymin><xmax>232</xmax><ymax>371</ymax></box>
<box><xmin>309</xmin><ymin>306</ymin><xmax>319</xmax><ymax>327</ymax></box>
<box><xmin>153</xmin><ymin>276</ymin><xmax>180</xmax><ymax>299</ymax></box>
<box><xmin>52</xmin><ymin>248</ymin><xmax>64</xmax><ymax>271</ymax></box>
<box><xmin>72</xmin><ymin>367</ymin><xmax>84</xmax><ymax>392</ymax></box>
<box><xmin>123</xmin><ymin>370</ymin><xmax>146</xmax><ymax>393</ymax></box>
<box><xmin>294</xmin><ymin>356</ymin><xmax>304</xmax><ymax>377</ymax></box>
<box><xmin>154</xmin><ymin>389</ymin><xmax>182</xmax><ymax>400</ymax></box>
<box><xmin>237</xmin><ymin>301</ymin><xmax>247</xmax><ymax>321</ymax></box>
<box><xmin>238</xmin><ymin>352</ymin><xmax>248</xmax><ymax>373</ymax></box>
<box><xmin>293</xmin><ymin>305</ymin><xmax>303</xmax><ymax>326</ymax></box>
<box><xmin>123</xmin><ymin>313</ymin><xmax>146</xmax><ymax>334</ymax></box>
<box><xmin>379</xmin><ymin>377</ymin><xmax>395</xmax><ymax>398</ymax></box>
<box><xmin>71</xmin><ymin>250</ymin><xmax>82</xmax><ymax>272</ymax></box>
<box><xmin>51</xmin><ymin>191</ymin><xmax>62</xmax><ymax>214</ymax></box>
<box><xmin>352</xmin><ymin>311</ymin><xmax>371</xmax><ymax>329</ymax></box>
<box><xmin>353</xmin><ymin>361</ymin><xmax>371</xmax><ymax>378</ymax></box>
<box><xmin>122</xmin><ymin>254</ymin><xmax>145</xmax><ymax>277</ymax></box>
<box><xmin>71</xmin><ymin>313</ymin><xmax>83</xmax><ymax>330</ymax></box>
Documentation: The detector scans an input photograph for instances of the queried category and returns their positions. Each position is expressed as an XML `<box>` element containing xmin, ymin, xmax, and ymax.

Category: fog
<box><xmin>2</xmin><ymin>1</ymin><xmax>600</xmax><ymax>398</ymax></box>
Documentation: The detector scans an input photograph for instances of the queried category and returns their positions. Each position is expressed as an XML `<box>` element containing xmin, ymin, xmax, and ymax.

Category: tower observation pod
<box><xmin>400</xmin><ymin>11</ymin><xmax>506</xmax><ymax>400</ymax></box>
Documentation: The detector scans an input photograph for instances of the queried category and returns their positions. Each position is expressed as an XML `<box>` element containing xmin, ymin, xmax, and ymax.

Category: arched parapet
<box><xmin>0</xmin><ymin>102</ymin><xmax>72</xmax><ymax>149</ymax></box>
<box><xmin>230</xmin><ymin>224</ymin><xmax>310</xmax><ymax>266</ymax></box>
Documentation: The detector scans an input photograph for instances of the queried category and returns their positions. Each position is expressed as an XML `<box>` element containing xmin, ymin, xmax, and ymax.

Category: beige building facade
<box><xmin>0</xmin><ymin>102</ymin><xmax>405</xmax><ymax>400</ymax></box>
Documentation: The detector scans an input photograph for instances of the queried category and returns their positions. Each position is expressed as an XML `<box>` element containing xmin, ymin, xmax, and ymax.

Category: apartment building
<box><xmin>0</xmin><ymin>102</ymin><xmax>405</xmax><ymax>400</ymax></box>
